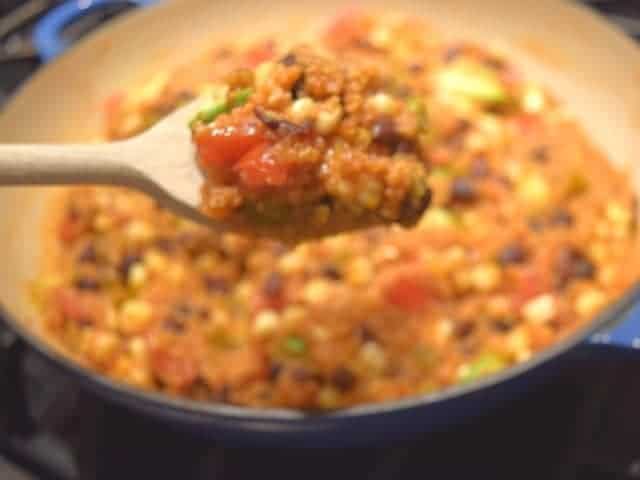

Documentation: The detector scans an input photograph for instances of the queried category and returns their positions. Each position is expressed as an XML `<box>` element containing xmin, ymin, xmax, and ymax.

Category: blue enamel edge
<box><xmin>33</xmin><ymin>0</ymin><xmax>157</xmax><ymax>62</ymax></box>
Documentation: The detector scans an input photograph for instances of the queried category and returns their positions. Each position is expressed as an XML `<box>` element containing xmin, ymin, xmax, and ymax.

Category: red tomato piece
<box><xmin>384</xmin><ymin>271</ymin><xmax>431</xmax><ymax>312</ymax></box>
<box><xmin>324</xmin><ymin>8</ymin><xmax>372</xmax><ymax>48</ymax></box>
<box><xmin>245</xmin><ymin>40</ymin><xmax>275</xmax><ymax>68</ymax></box>
<box><xmin>510</xmin><ymin>114</ymin><xmax>542</xmax><ymax>136</ymax></box>
<box><xmin>195</xmin><ymin>122</ymin><xmax>266</xmax><ymax>169</ymax></box>
<box><xmin>512</xmin><ymin>268</ymin><xmax>550</xmax><ymax>308</ymax></box>
<box><xmin>234</xmin><ymin>144</ymin><xmax>289</xmax><ymax>189</ymax></box>
<box><xmin>150</xmin><ymin>345</ymin><xmax>199</xmax><ymax>390</ymax></box>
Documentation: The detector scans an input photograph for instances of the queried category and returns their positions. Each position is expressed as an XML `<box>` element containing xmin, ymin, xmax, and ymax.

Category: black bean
<box><xmin>330</xmin><ymin>367</ymin><xmax>356</xmax><ymax>392</ymax></box>
<box><xmin>497</xmin><ymin>243</ymin><xmax>528</xmax><ymax>265</ymax></box>
<box><xmin>268</xmin><ymin>362</ymin><xmax>283</xmax><ymax>381</ymax></box>
<box><xmin>77</xmin><ymin>244</ymin><xmax>98</xmax><ymax>263</ymax></box>
<box><xmin>254</xmin><ymin>106</ymin><xmax>309</xmax><ymax>135</ymax></box>
<box><xmin>118</xmin><ymin>253</ymin><xmax>142</xmax><ymax>278</ymax></box>
<box><xmin>484</xmin><ymin>56</ymin><xmax>505</xmax><ymax>70</ymax></box>
<box><xmin>454</xmin><ymin>321</ymin><xmax>474</xmax><ymax>339</ymax></box>
<box><xmin>263</xmin><ymin>271</ymin><xmax>284</xmax><ymax>297</ymax></box>
<box><xmin>531</xmin><ymin>145</ymin><xmax>549</xmax><ymax>163</ymax></box>
<box><xmin>401</xmin><ymin>187</ymin><xmax>432</xmax><ymax>219</ymax></box>
<box><xmin>470</xmin><ymin>156</ymin><xmax>490</xmax><ymax>178</ymax></box>
<box><xmin>74</xmin><ymin>277</ymin><xmax>100</xmax><ymax>291</ymax></box>
<box><xmin>154</xmin><ymin>237</ymin><xmax>176</xmax><ymax>253</ymax></box>
<box><xmin>449</xmin><ymin>177</ymin><xmax>478</xmax><ymax>204</ymax></box>
<box><xmin>291</xmin><ymin>367</ymin><xmax>320</xmax><ymax>383</ymax></box>
<box><xmin>492</xmin><ymin>318</ymin><xmax>514</xmax><ymax>332</ymax></box>
<box><xmin>371</xmin><ymin>116</ymin><xmax>403</xmax><ymax>147</ymax></box>
<box><xmin>321</xmin><ymin>264</ymin><xmax>343</xmax><ymax>280</ymax></box>
<box><xmin>163</xmin><ymin>317</ymin><xmax>186</xmax><ymax>333</ymax></box>
<box><xmin>204</xmin><ymin>275</ymin><xmax>230</xmax><ymax>294</ymax></box>
<box><xmin>408</xmin><ymin>62</ymin><xmax>424</xmax><ymax>74</ymax></box>
<box><xmin>397</xmin><ymin>140</ymin><xmax>417</xmax><ymax>154</ymax></box>
<box><xmin>443</xmin><ymin>46</ymin><xmax>462</xmax><ymax>63</ymax></box>
<box><xmin>548</xmin><ymin>208</ymin><xmax>574</xmax><ymax>228</ymax></box>
<box><xmin>359</xmin><ymin>325</ymin><xmax>377</xmax><ymax>343</ymax></box>
<box><xmin>279</xmin><ymin>53</ymin><xmax>297</xmax><ymax>66</ymax></box>
<box><xmin>174</xmin><ymin>303</ymin><xmax>193</xmax><ymax>316</ymax></box>
<box><xmin>555</xmin><ymin>247</ymin><xmax>596</xmax><ymax>288</ymax></box>
<box><xmin>527</xmin><ymin>217</ymin><xmax>545</xmax><ymax>233</ymax></box>
<box><xmin>291</xmin><ymin>74</ymin><xmax>305</xmax><ymax>100</ymax></box>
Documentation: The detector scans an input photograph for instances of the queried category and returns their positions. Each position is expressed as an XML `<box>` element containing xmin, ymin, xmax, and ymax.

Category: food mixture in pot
<box><xmin>33</xmin><ymin>11</ymin><xmax>639</xmax><ymax>409</ymax></box>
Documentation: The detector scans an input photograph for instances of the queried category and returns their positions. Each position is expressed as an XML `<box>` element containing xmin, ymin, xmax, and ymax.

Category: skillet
<box><xmin>0</xmin><ymin>0</ymin><xmax>639</xmax><ymax>446</ymax></box>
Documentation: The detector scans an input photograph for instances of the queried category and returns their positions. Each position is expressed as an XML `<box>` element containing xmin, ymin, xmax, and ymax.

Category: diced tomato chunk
<box><xmin>244</xmin><ymin>40</ymin><xmax>275</xmax><ymax>68</ymax></box>
<box><xmin>150</xmin><ymin>344</ymin><xmax>199</xmax><ymax>390</ymax></box>
<box><xmin>510</xmin><ymin>114</ymin><xmax>542</xmax><ymax>136</ymax></box>
<box><xmin>512</xmin><ymin>268</ymin><xmax>550</xmax><ymax>308</ymax></box>
<box><xmin>234</xmin><ymin>144</ymin><xmax>289</xmax><ymax>189</ymax></box>
<box><xmin>324</xmin><ymin>9</ymin><xmax>372</xmax><ymax>48</ymax></box>
<box><xmin>383</xmin><ymin>270</ymin><xmax>432</xmax><ymax>312</ymax></box>
<box><xmin>195</xmin><ymin>122</ymin><xmax>266</xmax><ymax>169</ymax></box>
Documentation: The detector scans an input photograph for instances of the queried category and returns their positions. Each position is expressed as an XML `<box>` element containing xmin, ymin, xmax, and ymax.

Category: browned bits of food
<box><xmin>34</xmin><ymin>11</ymin><xmax>639</xmax><ymax>410</ymax></box>
<box><xmin>189</xmin><ymin>47</ymin><xmax>433</xmax><ymax>239</ymax></box>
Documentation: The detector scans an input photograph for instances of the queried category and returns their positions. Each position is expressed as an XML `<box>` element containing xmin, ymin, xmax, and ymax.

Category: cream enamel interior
<box><xmin>0</xmin><ymin>0</ymin><xmax>638</xmax><ymax>344</ymax></box>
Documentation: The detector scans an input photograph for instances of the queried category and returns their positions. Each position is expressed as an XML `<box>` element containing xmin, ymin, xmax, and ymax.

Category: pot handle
<box><xmin>589</xmin><ymin>295</ymin><xmax>640</xmax><ymax>351</ymax></box>
<box><xmin>33</xmin><ymin>0</ymin><xmax>158</xmax><ymax>62</ymax></box>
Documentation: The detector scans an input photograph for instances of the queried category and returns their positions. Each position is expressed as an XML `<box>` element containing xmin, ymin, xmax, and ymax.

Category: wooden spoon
<box><xmin>0</xmin><ymin>100</ymin><xmax>212</xmax><ymax>226</ymax></box>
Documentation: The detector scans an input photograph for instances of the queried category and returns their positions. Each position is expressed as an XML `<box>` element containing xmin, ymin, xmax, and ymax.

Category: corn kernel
<box><xmin>289</xmin><ymin>97</ymin><xmax>316</xmax><ymax>122</ymax></box>
<box><xmin>575</xmin><ymin>289</ymin><xmax>607</xmax><ymax>317</ymax></box>
<box><xmin>517</xmin><ymin>173</ymin><xmax>551</xmax><ymax>209</ymax></box>
<box><xmin>506</xmin><ymin>328</ymin><xmax>532</xmax><ymax>362</ymax></box>
<box><xmin>144</xmin><ymin>250</ymin><xmax>168</xmax><ymax>273</ymax></box>
<box><xmin>253</xmin><ymin>310</ymin><xmax>280</xmax><ymax>336</ymax></box>
<box><xmin>360</xmin><ymin>342</ymin><xmax>387</xmax><ymax>370</ymax></box>
<box><xmin>469</xmin><ymin>263</ymin><xmax>502</xmax><ymax>292</ymax></box>
<box><xmin>522</xmin><ymin>294</ymin><xmax>556</xmax><ymax>324</ymax></box>
<box><xmin>119</xmin><ymin>300</ymin><xmax>153</xmax><ymax>335</ymax></box>
<box><xmin>347</xmin><ymin>256</ymin><xmax>374</xmax><ymax>286</ymax></box>
<box><xmin>303</xmin><ymin>279</ymin><xmax>332</xmax><ymax>305</ymax></box>
<box><xmin>128</xmin><ymin>263</ymin><xmax>147</xmax><ymax>288</ymax></box>
<box><xmin>282</xmin><ymin>305</ymin><xmax>306</xmax><ymax>328</ymax></box>
<box><xmin>125</xmin><ymin>220</ymin><xmax>154</xmax><ymax>243</ymax></box>
<box><xmin>366</xmin><ymin>93</ymin><xmax>397</xmax><ymax>115</ymax></box>
<box><xmin>93</xmin><ymin>214</ymin><xmax>114</xmax><ymax>232</ymax></box>
<box><xmin>606</xmin><ymin>202</ymin><xmax>631</xmax><ymax>226</ymax></box>
<box><xmin>521</xmin><ymin>85</ymin><xmax>546</xmax><ymax>113</ymax></box>
<box><xmin>315</xmin><ymin>104</ymin><xmax>343</xmax><ymax>134</ymax></box>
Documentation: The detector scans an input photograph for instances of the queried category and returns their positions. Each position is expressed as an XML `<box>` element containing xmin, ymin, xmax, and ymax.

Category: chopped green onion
<box><xmin>282</xmin><ymin>335</ymin><xmax>306</xmax><ymax>356</ymax></box>
<box><xmin>231</xmin><ymin>87</ymin><xmax>253</xmax><ymax>108</ymax></box>
<box><xmin>196</xmin><ymin>101</ymin><xmax>230</xmax><ymax>124</ymax></box>
<box><xmin>458</xmin><ymin>352</ymin><xmax>507</xmax><ymax>383</ymax></box>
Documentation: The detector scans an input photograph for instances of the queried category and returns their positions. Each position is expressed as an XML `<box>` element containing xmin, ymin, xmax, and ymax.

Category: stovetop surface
<box><xmin>1</xmin><ymin>1</ymin><xmax>640</xmax><ymax>479</ymax></box>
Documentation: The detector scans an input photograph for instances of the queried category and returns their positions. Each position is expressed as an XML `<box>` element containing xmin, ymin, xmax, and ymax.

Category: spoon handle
<box><xmin>0</xmin><ymin>142</ymin><xmax>137</xmax><ymax>186</ymax></box>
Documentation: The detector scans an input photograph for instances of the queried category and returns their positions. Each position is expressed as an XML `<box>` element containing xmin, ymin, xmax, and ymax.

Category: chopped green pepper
<box><xmin>196</xmin><ymin>101</ymin><xmax>230</xmax><ymax>124</ymax></box>
<box><xmin>282</xmin><ymin>335</ymin><xmax>306</xmax><ymax>356</ymax></box>
<box><xmin>230</xmin><ymin>87</ymin><xmax>253</xmax><ymax>108</ymax></box>
<box><xmin>438</xmin><ymin>62</ymin><xmax>508</xmax><ymax>105</ymax></box>
<box><xmin>458</xmin><ymin>352</ymin><xmax>507</xmax><ymax>383</ymax></box>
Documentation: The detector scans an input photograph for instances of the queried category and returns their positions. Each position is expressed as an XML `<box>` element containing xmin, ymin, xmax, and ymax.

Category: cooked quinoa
<box><xmin>33</xmin><ymin>11</ymin><xmax>639</xmax><ymax>410</ymax></box>
<box><xmin>190</xmin><ymin>47</ymin><xmax>432</xmax><ymax>238</ymax></box>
